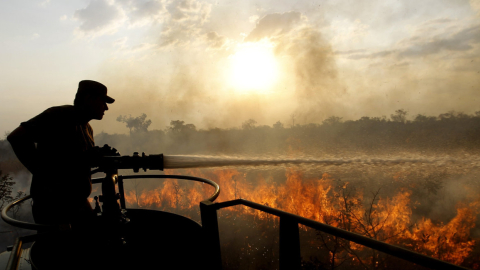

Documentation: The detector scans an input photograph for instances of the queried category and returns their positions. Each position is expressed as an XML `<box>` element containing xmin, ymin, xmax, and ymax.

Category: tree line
<box><xmin>96</xmin><ymin>109</ymin><xmax>480</xmax><ymax>155</ymax></box>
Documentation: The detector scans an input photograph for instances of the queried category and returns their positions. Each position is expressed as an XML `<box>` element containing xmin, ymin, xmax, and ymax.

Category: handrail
<box><xmin>1</xmin><ymin>195</ymin><xmax>58</xmax><ymax>231</ymax></box>
<box><xmin>92</xmin><ymin>174</ymin><xmax>221</xmax><ymax>202</ymax></box>
<box><xmin>6</xmin><ymin>234</ymin><xmax>39</xmax><ymax>270</ymax></box>
<box><xmin>2</xmin><ymin>174</ymin><xmax>220</xmax><ymax>231</ymax></box>
<box><xmin>119</xmin><ymin>175</ymin><xmax>220</xmax><ymax>202</ymax></box>
<box><xmin>6</xmin><ymin>237</ymin><xmax>22</xmax><ymax>270</ymax></box>
<box><xmin>211</xmin><ymin>199</ymin><xmax>468</xmax><ymax>270</ymax></box>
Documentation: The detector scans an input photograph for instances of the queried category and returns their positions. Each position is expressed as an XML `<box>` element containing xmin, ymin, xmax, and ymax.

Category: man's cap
<box><xmin>77</xmin><ymin>80</ymin><xmax>115</xmax><ymax>104</ymax></box>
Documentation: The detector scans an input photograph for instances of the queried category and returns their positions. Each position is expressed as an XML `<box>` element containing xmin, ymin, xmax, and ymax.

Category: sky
<box><xmin>0</xmin><ymin>0</ymin><xmax>479</xmax><ymax>135</ymax></box>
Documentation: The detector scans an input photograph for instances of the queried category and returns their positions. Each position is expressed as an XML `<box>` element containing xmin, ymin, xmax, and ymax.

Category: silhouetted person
<box><xmin>7</xmin><ymin>80</ymin><xmax>114</xmax><ymax>230</ymax></box>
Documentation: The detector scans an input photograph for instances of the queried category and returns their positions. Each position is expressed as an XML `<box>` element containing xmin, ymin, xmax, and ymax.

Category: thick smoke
<box><xmin>94</xmin><ymin>11</ymin><xmax>346</xmax><ymax>133</ymax></box>
<box><xmin>86</xmin><ymin>2</ymin><xmax>480</xmax><ymax>134</ymax></box>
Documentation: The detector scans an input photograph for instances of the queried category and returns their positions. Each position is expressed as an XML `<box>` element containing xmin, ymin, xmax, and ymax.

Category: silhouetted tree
<box><xmin>391</xmin><ymin>109</ymin><xmax>408</xmax><ymax>123</ymax></box>
<box><xmin>168</xmin><ymin>120</ymin><xmax>196</xmax><ymax>132</ymax></box>
<box><xmin>455</xmin><ymin>112</ymin><xmax>470</xmax><ymax>119</ymax></box>
<box><xmin>438</xmin><ymin>111</ymin><xmax>457</xmax><ymax>120</ymax></box>
<box><xmin>290</xmin><ymin>113</ymin><xmax>296</xmax><ymax>128</ymax></box>
<box><xmin>273</xmin><ymin>121</ymin><xmax>284</xmax><ymax>129</ymax></box>
<box><xmin>359</xmin><ymin>116</ymin><xmax>371</xmax><ymax>121</ymax></box>
<box><xmin>242</xmin><ymin>119</ymin><xmax>257</xmax><ymax>130</ymax></box>
<box><xmin>11</xmin><ymin>191</ymin><xmax>24</xmax><ymax>219</ymax></box>
<box><xmin>322</xmin><ymin>116</ymin><xmax>343</xmax><ymax>125</ymax></box>
<box><xmin>414</xmin><ymin>114</ymin><xmax>436</xmax><ymax>122</ymax></box>
<box><xmin>373</xmin><ymin>115</ymin><xmax>388</xmax><ymax>122</ymax></box>
<box><xmin>0</xmin><ymin>171</ymin><xmax>18</xmax><ymax>210</ymax></box>
<box><xmin>94</xmin><ymin>109</ymin><xmax>480</xmax><ymax>155</ymax></box>
<box><xmin>116</xmin><ymin>113</ymin><xmax>152</xmax><ymax>133</ymax></box>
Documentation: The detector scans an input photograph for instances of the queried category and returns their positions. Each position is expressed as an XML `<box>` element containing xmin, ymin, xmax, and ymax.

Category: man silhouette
<box><xmin>7</xmin><ymin>80</ymin><xmax>114</xmax><ymax>229</ymax></box>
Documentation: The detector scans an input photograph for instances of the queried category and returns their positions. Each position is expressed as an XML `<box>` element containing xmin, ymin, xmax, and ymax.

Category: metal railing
<box><xmin>2</xmin><ymin>175</ymin><xmax>219</xmax><ymax>231</ymax></box>
<box><xmin>117</xmin><ymin>174</ymin><xmax>220</xmax><ymax>204</ymax></box>
<box><xmin>1</xmin><ymin>195</ymin><xmax>58</xmax><ymax>231</ymax></box>
<box><xmin>1</xmin><ymin>174</ymin><xmax>220</xmax><ymax>270</ymax></box>
<box><xmin>200</xmin><ymin>198</ymin><xmax>470</xmax><ymax>270</ymax></box>
<box><xmin>92</xmin><ymin>174</ymin><xmax>220</xmax><ymax>210</ymax></box>
<box><xmin>4</xmin><ymin>234</ymin><xmax>40</xmax><ymax>270</ymax></box>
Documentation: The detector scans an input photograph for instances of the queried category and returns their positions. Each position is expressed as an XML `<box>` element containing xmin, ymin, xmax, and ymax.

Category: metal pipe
<box><xmin>212</xmin><ymin>199</ymin><xmax>469</xmax><ymax>270</ymax></box>
<box><xmin>118</xmin><ymin>175</ymin><xmax>126</xmax><ymax>209</ymax></box>
<box><xmin>200</xmin><ymin>201</ymin><xmax>222</xmax><ymax>270</ymax></box>
<box><xmin>279</xmin><ymin>217</ymin><xmax>301</xmax><ymax>270</ymax></box>
<box><xmin>6</xmin><ymin>237</ymin><xmax>22</xmax><ymax>270</ymax></box>
<box><xmin>120</xmin><ymin>175</ymin><xmax>220</xmax><ymax>202</ymax></box>
<box><xmin>101</xmin><ymin>171</ymin><xmax>121</xmax><ymax>216</ymax></box>
<box><xmin>5</xmin><ymin>234</ymin><xmax>43</xmax><ymax>270</ymax></box>
<box><xmin>1</xmin><ymin>195</ymin><xmax>57</xmax><ymax>231</ymax></box>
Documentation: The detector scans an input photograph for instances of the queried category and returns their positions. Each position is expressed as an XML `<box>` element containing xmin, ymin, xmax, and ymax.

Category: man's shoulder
<box><xmin>21</xmin><ymin>105</ymin><xmax>75</xmax><ymax>130</ymax></box>
<box><xmin>42</xmin><ymin>105</ymin><xmax>76</xmax><ymax>121</ymax></box>
<box><xmin>44</xmin><ymin>105</ymin><xmax>74</xmax><ymax>115</ymax></box>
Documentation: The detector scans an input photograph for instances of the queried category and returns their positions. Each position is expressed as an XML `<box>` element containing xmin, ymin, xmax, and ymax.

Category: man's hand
<box><xmin>99</xmin><ymin>144</ymin><xmax>120</xmax><ymax>157</ymax></box>
<box><xmin>86</xmin><ymin>144</ymin><xmax>120</xmax><ymax>168</ymax></box>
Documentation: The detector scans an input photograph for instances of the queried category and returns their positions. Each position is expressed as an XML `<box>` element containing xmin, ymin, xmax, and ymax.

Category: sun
<box><xmin>228</xmin><ymin>43</ymin><xmax>279</xmax><ymax>92</ymax></box>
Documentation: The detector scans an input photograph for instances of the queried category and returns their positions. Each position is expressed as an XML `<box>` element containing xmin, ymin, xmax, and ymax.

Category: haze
<box><xmin>1</xmin><ymin>0</ymin><xmax>479</xmax><ymax>135</ymax></box>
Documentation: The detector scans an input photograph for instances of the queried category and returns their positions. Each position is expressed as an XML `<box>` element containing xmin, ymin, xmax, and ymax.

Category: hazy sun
<box><xmin>229</xmin><ymin>43</ymin><xmax>279</xmax><ymax>92</ymax></box>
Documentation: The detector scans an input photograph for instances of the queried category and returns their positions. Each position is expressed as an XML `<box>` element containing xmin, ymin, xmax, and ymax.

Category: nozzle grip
<box><xmin>93</xmin><ymin>153</ymin><xmax>164</xmax><ymax>172</ymax></box>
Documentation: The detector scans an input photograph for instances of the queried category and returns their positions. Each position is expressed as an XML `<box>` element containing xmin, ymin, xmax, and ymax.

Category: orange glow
<box><xmin>122</xmin><ymin>168</ymin><xmax>479</xmax><ymax>265</ymax></box>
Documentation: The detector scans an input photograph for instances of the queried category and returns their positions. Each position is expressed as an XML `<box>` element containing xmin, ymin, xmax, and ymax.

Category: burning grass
<box><xmin>121</xmin><ymin>166</ymin><xmax>480</xmax><ymax>269</ymax></box>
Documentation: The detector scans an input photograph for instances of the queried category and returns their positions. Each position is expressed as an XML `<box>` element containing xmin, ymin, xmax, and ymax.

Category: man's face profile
<box><xmin>84</xmin><ymin>95</ymin><xmax>109</xmax><ymax>120</ymax></box>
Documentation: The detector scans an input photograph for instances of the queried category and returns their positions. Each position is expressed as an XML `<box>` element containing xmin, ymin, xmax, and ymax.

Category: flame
<box><xmin>120</xmin><ymin>168</ymin><xmax>478</xmax><ymax>266</ymax></box>
<box><xmin>404</xmin><ymin>201</ymin><xmax>479</xmax><ymax>264</ymax></box>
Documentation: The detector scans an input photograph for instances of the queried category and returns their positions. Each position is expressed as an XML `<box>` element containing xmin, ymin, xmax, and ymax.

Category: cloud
<box><xmin>389</xmin><ymin>62</ymin><xmax>410</xmax><ymax>68</ymax></box>
<box><xmin>129</xmin><ymin>42</ymin><xmax>156</xmax><ymax>52</ymax></box>
<box><xmin>72</xmin><ymin>0</ymin><xmax>213</xmax><ymax>48</ymax></box>
<box><xmin>128</xmin><ymin>0</ymin><xmax>167</xmax><ymax>26</ymax></box>
<box><xmin>168</xmin><ymin>0</ymin><xmax>211</xmax><ymax>22</ymax></box>
<box><xmin>249</xmin><ymin>15</ymin><xmax>259</xmax><ymax>23</ymax></box>
<box><xmin>59</xmin><ymin>15</ymin><xmax>68</xmax><ymax>21</ymax></box>
<box><xmin>158</xmin><ymin>0</ymin><xmax>212</xmax><ymax>48</ymax></box>
<box><xmin>334</xmin><ymin>49</ymin><xmax>366</xmax><ymax>55</ymax></box>
<box><xmin>39</xmin><ymin>0</ymin><xmax>51</xmax><ymax>7</ymax></box>
<box><xmin>399</xmin><ymin>24</ymin><xmax>480</xmax><ymax>58</ymax></box>
<box><xmin>113</xmin><ymin>37</ymin><xmax>128</xmax><ymax>48</ymax></box>
<box><xmin>329</xmin><ymin>19</ymin><xmax>370</xmax><ymax>47</ymax></box>
<box><xmin>337</xmin><ymin>22</ymin><xmax>480</xmax><ymax>61</ymax></box>
<box><xmin>471</xmin><ymin>0</ymin><xmax>480</xmax><ymax>16</ymax></box>
<box><xmin>74</xmin><ymin>0</ymin><xmax>125</xmax><ymax>37</ymax></box>
<box><xmin>245</xmin><ymin>11</ymin><xmax>302</xmax><ymax>42</ymax></box>
<box><xmin>346</xmin><ymin>50</ymin><xmax>396</xmax><ymax>60</ymax></box>
<box><xmin>205</xmin><ymin>31</ymin><xmax>228</xmax><ymax>49</ymax></box>
<box><xmin>422</xmin><ymin>18</ymin><xmax>454</xmax><ymax>26</ymax></box>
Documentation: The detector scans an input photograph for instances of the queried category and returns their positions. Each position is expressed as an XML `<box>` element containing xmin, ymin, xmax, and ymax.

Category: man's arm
<box><xmin>7</xmin><ymin>126</ymin><xmax>38</xmax><ymax>173</ymax></box>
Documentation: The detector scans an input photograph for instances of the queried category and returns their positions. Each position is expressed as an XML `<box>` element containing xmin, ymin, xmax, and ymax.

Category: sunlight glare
<box><xmin>229</xmin><ymin>44</ymin><xmax>279</xmax><ymax>92</ymax></box>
